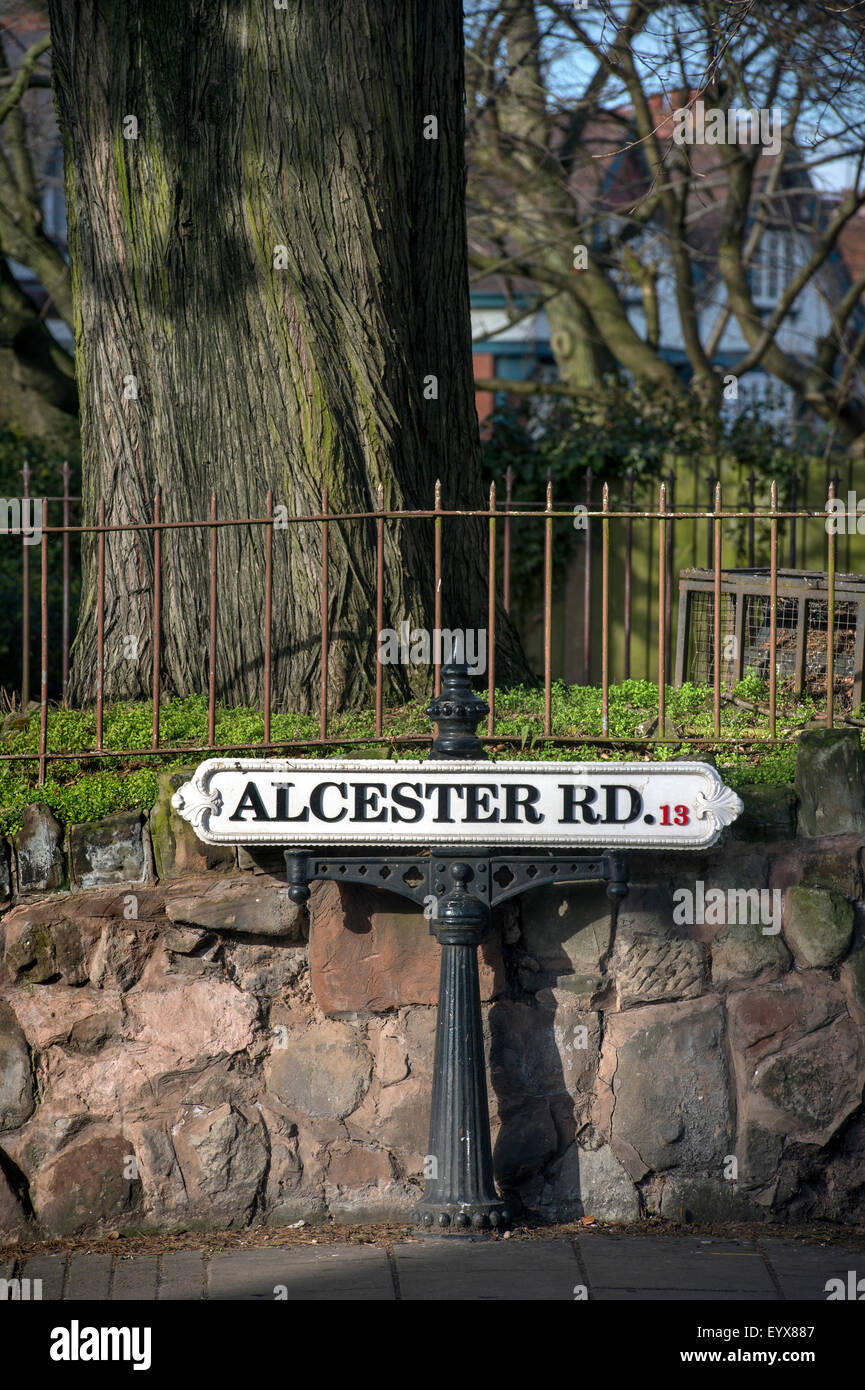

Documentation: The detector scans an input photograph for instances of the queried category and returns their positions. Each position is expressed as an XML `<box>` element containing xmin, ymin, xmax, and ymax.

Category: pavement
<box><xmin>5</xmin><ymin>1232</ymin><xmax>865</xmax><ymax>1301</ymax></box>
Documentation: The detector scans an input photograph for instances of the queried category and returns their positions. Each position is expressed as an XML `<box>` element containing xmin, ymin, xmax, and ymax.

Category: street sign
<box><xmin>170</xmin><ymin>665</ymin><xmax>743</xmax><ymax>1235</ymax></box>
<box><xmin>172</xmin><ymin>757</ymin><xmax>743</xmax><ymax>849</ymax></box>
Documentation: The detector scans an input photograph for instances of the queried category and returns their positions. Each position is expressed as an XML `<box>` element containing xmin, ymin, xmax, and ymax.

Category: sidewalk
<box><xmin>6</xmin><ymin>1231</ymin><xmax>865</xmax><ymax>1301</ymax></box>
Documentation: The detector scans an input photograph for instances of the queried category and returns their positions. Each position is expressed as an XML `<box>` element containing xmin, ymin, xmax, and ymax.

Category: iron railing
<box><xmin>1</xmin><ymin>468</ymin><xmax>859</xmax><ymax>781</ymax></box>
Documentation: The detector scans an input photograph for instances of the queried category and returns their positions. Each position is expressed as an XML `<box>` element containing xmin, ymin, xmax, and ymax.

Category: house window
<box><xmin>764</xmin><ymin>231</ymin><xmax>778</xmax><ymax>300</ymax></box>
<box><xmin>749</xmin><ymin>230</ymin><xmax>788</xmax><ymax>304</ymax></box>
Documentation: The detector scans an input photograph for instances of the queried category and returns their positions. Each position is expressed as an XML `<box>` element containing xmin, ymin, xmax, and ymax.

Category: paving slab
<box><xmin>394</xmin><ymin>1235</ymin><xmax>579</xmax><ymax>1300</ymax></box>
<box><xmin>158</xmin><ymin>1251</ymin><xmax>205</xmax><ymax>1301</ymax></box>
<box><xmin>8</xmin><ymin>1234</ymin><xmax>865</xmax><ymax>1302</ymax></box>
<box><xmin>20</xmin><ymin>1253</ymin><xmax>66</xmax><ymax>1301</ymax></box>
<box><xmin>113</xmin><ymin>1254</ymin><xmax>159</xmax><ymax>1301</ymax></box>
<box><xmin>595</xmin><ymin>1289</ymin><xmax>780</xmax><ymax>1301</ymax></box>
<box><xmin>207</xmin><ymin>1246</ymin><xmax>393</xmax><ymax>1301</ymax></box>
<box><xmin>578</xmin><ymin>1235</ymin><xmax>776</xmax><ymax>1296</ymax></box>
<box><xmin>64</xmin><ymin>1253</ymin><xmax>112</xmax><ymax>1301</ymax></box>
<box><xmin>758</xmin><ymin>1239</ymin><xmax>865</xmax><ymax>1301</ymax></box>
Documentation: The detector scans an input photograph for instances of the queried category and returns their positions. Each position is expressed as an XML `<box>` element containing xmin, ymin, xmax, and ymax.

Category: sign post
<box><xmin>173</xmin><ymin>663</ymin><xmax>743</xmax><ymax>1232</ymax></box>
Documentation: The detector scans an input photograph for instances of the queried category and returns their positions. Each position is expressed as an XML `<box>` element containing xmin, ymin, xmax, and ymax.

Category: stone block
<box><xmin>726</xmin><ymin>973</ymin><xmax>844</xmax><ymax>1063</ymax></box>
<box><xmin>537</xmin><ymin>993</ymin><xmax>602</xmax><ymax>1099</ymax></box>
<box><xmin>738</xmin><ymin>1122</ymin><xmax>785</xmax><ymax>1189</ymax></box>
<box><xmin>783</xmin><ymin>885</ymin><xmax>853</xmax><ymax>968</ymax></box>
<box><xmin>493</xmin><ymin>1099</ymin><xmax>558</xmax><ymax>1187</ymax></box>
<box><xmin>123</xmin><ymin>973</ymin><xmax>259</xmax><ymax>1075</ymax></box>
<box><xmin>9</xmin><ymin>986</ymin><xmax>124</xmax><ymax>1055</ymax></box>
<box><xmin>402</xmin><ymin>1007</ymin><xmax>437</xmax><ymax>1078</ymax></box>
<box><xmin>770</xmin><ymin>838</ymin><xmax>863</xmax><ymax>900</ymax></box>
<box><xmin>753</xmin><ymin>1016</ymin><xmax>864</xmax><ymax>1144</ymax></box>
<box><xmin>491</xmin><ymin>999</ymin><xmax>566</xmax><ymax>1100</ymax></box>
<box><xmin>3</xmin><ymin>907</ymin><xmax>59</xmax><ymax>981</ymax></box>
<box><xmin>128</xmin><ymin>1123</ymin><xmax>190</xmax><ymax>1219</ymax></box>
<box><xmin>265</xmin><ymin>1019</ymin><xmax>371</xmax><ymax>1119</ymax></box>
<box><xmin>626</xmin><ymin>847</ymin><xmax>768</xmax><ymax>899</ymax></box>
<box><xmin>31</xmin><ymin>1132</ymin><xmax>142</xmax><ymax>1236</ymax></box>
<box><xmin>518</xmin><ymin>882</ymin><xmax>614</xmax><ymax>1000</ymax></box>
<box><xmin>842</xmin><ymin>941</ymin><xmax>865</xmax><ymax>1015</ymax></box>
<box><xmin>165</xmin><ymin>876</ymin><xmax>304</xmax><ymax>939</ymax></box>
<box><xmin>733</xmin><ymin>785</ymin><xmax>797</xmax><ymax>841</ymax></box>
<box><xmin>796</xmin><ymin>727</ymin><xmax>865</xmax><ymax>837</ymax></box>
<box><xmin>534</xmin><ymin>1140</ymin><xmax>639</xmax><ymax>1223</ymax></box>
<box><xmin>612</xmin><ymin>934</ymin><xmax>706</xmax><ymax>1008</ymax></box>
<box><xmin>1</xmin><ymin>902</ymin><xmax>103</xmax><ymax>985</ymax></box>
<box><xmin>327</xmin><ymin>1181</ymin><xmax>417</xmax><ymax>1224</ymax></box>
<box><xmin>15</xmin><ymin>804</ymin><xmax>64</xmax><ymax>892</ymax></box>
<box><xmin>172</xmin><ymin>1103</ymin><xmax>268</xmax><ymax>1225</ymax></box>
<box><xmin>222</xmin><ymin>941</ymin><xmax>306</xmax><ymax>997</ymax></box>
<box><xmin>490</xmin><ymin>998</ymin><xmax>599</xmax><ymax>1105</ymax></box>
<box><xmin>711</xmin><ymin>922</ymin><xmax>791</xmax><ymax>988</ymax></box>
<box><xmin>307</xmin><ymin>881</ymin><xmax>502</xmax><ymax>1013</ymax></box>
<box><xmin>325</xmin><ymin>1142</ymin><xmax>392</xmax><ymax>1192</ymax></box>
<box><xmin>68</xmin><ymin>812</ymin><xmax>148</xmax><ymax>888</ymax></box>
<box><xmin>162</xmin><ymin>924</ymin><xmax>214</xmax><ymax>955</ymax></box>
<box><xmin>0</xmin><ymin>1001</ymin><xmax>34</xmax><ymax>1131</ymax></box>
<box><xmin>369</xmin><ymin>1020</ymin><xmax>409</xmax><ymax>1087</ymax></box>
<box><xmin>658</xmin><ymin>1173</ymin><xmax>762</xmax><ymax>1223</ymax></box>
<box><xmin>88</xmin><ymin>921</ymin><xmax>159</xmax><ymax>991</ymax></box>
<box><xmin>149</xmin><ymin>771</ymin><xmax>234</xmax><ymax>880</ymax></box>
<box><xmin>0</xmin><ymin>1155</ymin><xmax>29</xmax><ymax>1238</ymax></box>
<box><xmin>53</xmin><ymin>916</ymin><xmax>106</xmax><ymax>984</ymax></box>
<box><xmin>605</xmin><ymin>883</ymin><xmax>677</xmax><ymax>938</ymax></box>
<box><xmin>344</xmin><ymin>1074</ymin><xmax>430</xmax><ymax>1176</ymax></box>
<box><xmin>606</xmin><ymin>997</ymin><xmax>732</xmax><ymax>1173</ymax></box>
<box><xmin>66</xmin><ymin>1011</ymin><xmax>124</xmax><ymax>1055</ymax></box>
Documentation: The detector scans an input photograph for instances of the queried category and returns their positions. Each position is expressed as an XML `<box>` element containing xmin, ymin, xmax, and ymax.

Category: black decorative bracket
<box><xmin>283</xmin><ymin>664</ymin><xmax>630</xmax><ymax>1234</ymax></box>
<box><xmin>285</xmin><ymin>847</ymin><xmax>628</xmax><ymax>917</ymax></box>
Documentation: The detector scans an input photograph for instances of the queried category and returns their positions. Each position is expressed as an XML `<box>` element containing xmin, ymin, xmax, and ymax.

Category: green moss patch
<box><xmin>0</xmin><ymin>676</ymin><xmax>830</xmax><ymax>836</ymax></box>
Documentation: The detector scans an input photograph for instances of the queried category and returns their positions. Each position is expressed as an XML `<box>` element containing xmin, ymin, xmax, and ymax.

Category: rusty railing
<box><xmin>1</xmin><ymin>470</ymin><xmax>855</xmax><ymax>781</ymax></box>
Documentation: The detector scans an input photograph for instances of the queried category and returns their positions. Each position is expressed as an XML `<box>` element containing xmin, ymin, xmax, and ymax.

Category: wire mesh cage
<box><xmin>674</xmin><ymin>569</ymin><xmax>865</xmax><ymax>710</ymax></box>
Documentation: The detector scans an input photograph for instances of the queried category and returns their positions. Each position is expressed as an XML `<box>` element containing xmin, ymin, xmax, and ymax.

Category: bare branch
<box><xmin>0</xmin><ymin>32</ymin><xmax>49</xmax><ymax>126</ymax></box>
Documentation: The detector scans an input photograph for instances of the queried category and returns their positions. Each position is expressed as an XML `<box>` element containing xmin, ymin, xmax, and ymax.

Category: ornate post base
<box><xmin>413</xmin><ymin>862</ymin><xmax>510</xmax><ymax>1234</ymax></box>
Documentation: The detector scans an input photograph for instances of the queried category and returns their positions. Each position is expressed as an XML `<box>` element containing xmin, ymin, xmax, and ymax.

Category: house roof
<box><xmin>469</xmin><ymin>88</ymin><xmax>859</xmax><ymax>313</ymax></box>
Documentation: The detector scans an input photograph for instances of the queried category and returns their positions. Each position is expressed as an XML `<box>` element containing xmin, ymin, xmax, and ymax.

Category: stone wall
<box><xmin>2</xmin><ymin>733</ymin><xmax>865</xmax><ymax>1237</ymax></box>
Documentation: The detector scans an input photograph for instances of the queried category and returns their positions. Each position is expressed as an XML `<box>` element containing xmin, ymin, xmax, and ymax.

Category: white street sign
<box><xmin>171</xmin><ymin>759</ymin><xmax>743</xmax><ymax>849</ymax></box>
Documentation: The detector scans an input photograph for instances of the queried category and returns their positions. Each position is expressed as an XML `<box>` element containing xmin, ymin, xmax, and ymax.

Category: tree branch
<box><xmin>0</xmin><ymin>33</ymin><xmax>50</xmax><ymax>126</ymax></box>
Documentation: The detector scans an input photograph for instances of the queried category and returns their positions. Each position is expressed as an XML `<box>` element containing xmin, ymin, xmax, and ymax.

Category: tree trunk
<box><xmin>545</xmin><ymin>292</ymin><xmax>618</xmax><ymax>397</ymax></box>
<box><xmin>47</xmin><ymin>0</ymin><xmax>529</xmax><ymax>712</ymax></box>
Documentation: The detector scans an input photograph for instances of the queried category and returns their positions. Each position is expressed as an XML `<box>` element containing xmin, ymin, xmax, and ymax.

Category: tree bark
<box><xmin>47</xmin><ymin>0</ymin><xmax>528</xmax><ymax>711</ymax></box>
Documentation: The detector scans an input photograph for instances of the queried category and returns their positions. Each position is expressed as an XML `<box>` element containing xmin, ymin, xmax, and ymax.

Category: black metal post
<box><xmin>426</xmin><ymin>661</ymin><xmax>490</xmax><ymax>761</ymax></box>
<box><xmin>416</xmin><ymin>665</ymin><xmax>506</xmax><ymax>1228</ymax></box>
<box><xmin>416</xmin><ymin>859</ymin><xmax>508</xmax><ymax>1231</ymax></box>
<box><xmin>281</xmin><ymin>661</ymin><xmax>630</xmax><ymax>1235</ymax></box>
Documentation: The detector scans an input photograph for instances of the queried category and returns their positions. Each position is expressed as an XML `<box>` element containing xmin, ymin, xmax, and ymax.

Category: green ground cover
<box><xmin>0</xmin><ymin>675</ymin><xmax>849</xmax><ymax>836</ymax></box>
